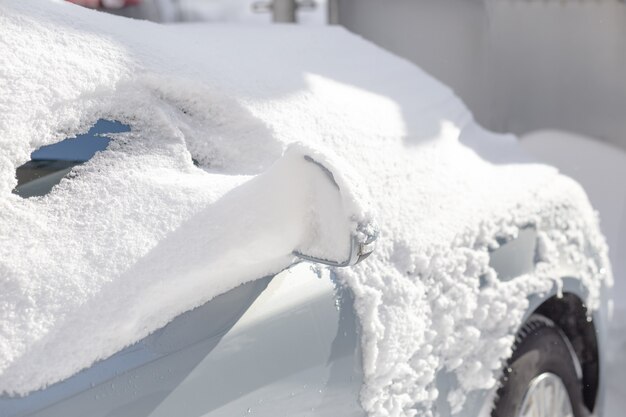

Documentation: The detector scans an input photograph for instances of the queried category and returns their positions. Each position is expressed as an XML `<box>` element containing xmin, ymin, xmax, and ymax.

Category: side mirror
<box><xmin>291</xmin><ymin>154</ymin><xmax>377</xmax><ymax>267</ymax></box>
<box><xmin>116</xmin><ymin>144</ymin><xmax>378</xmax><ymax>295</ymax></box>
<box><xmin>294</xmin><ymin>227</ymin><xmax>377</xmax><ymax>267</ymax></box>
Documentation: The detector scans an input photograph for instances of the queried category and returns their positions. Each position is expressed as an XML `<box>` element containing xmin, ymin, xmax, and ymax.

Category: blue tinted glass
<box><xmin>31</xmin><ymin>119</ymin><xmax>130</xmax><ymax>161</ymax></box>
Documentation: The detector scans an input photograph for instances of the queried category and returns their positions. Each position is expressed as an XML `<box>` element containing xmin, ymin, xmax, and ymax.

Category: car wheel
<box><xmin>491</xmin><ymin>314</ymin><xmax>589</xmax><ymax>417</ymax></box>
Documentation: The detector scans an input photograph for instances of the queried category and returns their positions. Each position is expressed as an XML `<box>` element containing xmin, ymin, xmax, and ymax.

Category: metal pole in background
<box><xmin>252</xmin><ymin>0</ymin><xmax>317</xmax><ymax>23</ymax></box>
<box><xmin>272</xmin><ymin>0</ymin><xmax>297</xmax><ymax>22</ymax></box>
<box><xmin>327</xmin><ymin>0</ymin><xmax>339</xmax><ymax>25</ymax></box>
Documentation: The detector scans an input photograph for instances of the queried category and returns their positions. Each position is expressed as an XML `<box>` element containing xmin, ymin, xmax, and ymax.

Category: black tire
<box><xmin>491</xmin><ymin>315</ymin><xmax>589</xmax><ymax>417</ymax></box>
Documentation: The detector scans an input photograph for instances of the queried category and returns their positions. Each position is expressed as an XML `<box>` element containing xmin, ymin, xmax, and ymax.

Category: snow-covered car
<box><xmin>0</xmin><ymin>2</ymin><xmax>612</xmax><ymax>417</ymax></box>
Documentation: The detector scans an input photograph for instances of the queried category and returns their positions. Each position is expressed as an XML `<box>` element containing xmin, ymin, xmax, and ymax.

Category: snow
<box><xmin>0</xmin><ymin>2</ymin><xmax>611</xmax><ymax>417</ymax></box>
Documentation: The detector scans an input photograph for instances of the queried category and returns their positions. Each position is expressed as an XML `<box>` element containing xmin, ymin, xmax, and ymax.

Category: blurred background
<box><xmin>65</xmin><ymin>0</ymin><xmax>626</xmax><ymax>414</ymax></box>
<box><xmin>67</xmin><ymin>0</ymin><xmax>328</xmax><ymax>24</ymax></box>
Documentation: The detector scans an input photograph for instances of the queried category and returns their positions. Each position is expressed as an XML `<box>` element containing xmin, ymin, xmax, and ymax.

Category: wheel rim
<box><xmin>517</xmin><ymin>372</ymin><xmax>574</xmax><ymax>417</ymax></box>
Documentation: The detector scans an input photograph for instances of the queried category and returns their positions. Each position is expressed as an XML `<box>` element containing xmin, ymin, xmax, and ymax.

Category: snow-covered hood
<box><xmin>0</xmin><ymin>2</ymin><xmax>611</xmax><ymax>416</ymax></box>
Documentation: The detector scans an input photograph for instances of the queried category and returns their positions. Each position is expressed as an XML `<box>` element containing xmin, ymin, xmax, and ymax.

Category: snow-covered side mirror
<box><xmin>112</xmin><ymin>144</ymin><xmax>377</xmax><ymax>299</ymax></box>
<box><xmin>291</xmin><ymin>154</ymin><xmax>377</xmax><ymax>267</ymax></box>
<box><xmin>212</xmin><ymin>142</ymin><xmax>377</xmax><ymax>270</ymax></box>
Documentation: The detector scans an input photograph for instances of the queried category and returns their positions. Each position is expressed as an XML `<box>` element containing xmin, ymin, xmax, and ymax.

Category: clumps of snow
<box><xmin>339</xmin><ymin>177</ymin><xmax>610</xmax><ymax>417</ymax></box>
<box><xmin>0</xmin><ymin>2</ymin><xmax>611</xmax><ymax>417</ymax></box>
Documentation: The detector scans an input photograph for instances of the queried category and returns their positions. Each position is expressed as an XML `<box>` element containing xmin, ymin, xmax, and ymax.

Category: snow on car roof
<box><xmin>0</xmin><ymin>1</ymin><xmax>611</xmax><ymax>416</ymax></box>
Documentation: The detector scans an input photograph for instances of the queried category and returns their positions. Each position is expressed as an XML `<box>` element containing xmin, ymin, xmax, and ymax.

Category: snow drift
<box><xmin>0</xmin><ymin>2</ymin><xmax>611</xmax><ymax>417</ymax></box>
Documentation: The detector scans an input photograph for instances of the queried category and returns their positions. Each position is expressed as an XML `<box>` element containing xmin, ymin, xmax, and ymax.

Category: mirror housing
<box><xmin>290</xmin><ymin>153</ymin><xmax>378</xmax><ymax>267</ymax></box>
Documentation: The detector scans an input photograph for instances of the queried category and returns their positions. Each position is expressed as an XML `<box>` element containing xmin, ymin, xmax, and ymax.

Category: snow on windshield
<box><xmin>0</xmin><ymin>2</ymin><xmax>611</xmax><ymax>416</ymax></box>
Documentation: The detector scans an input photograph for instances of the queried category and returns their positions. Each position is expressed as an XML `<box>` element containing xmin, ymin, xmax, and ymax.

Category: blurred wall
<box><xmin>337</xmin><ymin>0</ymin><xmax>626</xmax><ymax>148</ymax></box>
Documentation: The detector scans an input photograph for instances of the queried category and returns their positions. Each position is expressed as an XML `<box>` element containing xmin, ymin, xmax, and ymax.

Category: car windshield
<box><xmin>14</xmin><ymin>119</ymin><xmax>130</xmax><ymax>197</ymax></box>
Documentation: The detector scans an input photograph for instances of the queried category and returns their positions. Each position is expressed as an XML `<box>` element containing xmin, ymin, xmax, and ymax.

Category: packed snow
<box><xmin>0</xmin><ymin>2</ymin><xmax>611</xmax><ymax>417</ymax></box>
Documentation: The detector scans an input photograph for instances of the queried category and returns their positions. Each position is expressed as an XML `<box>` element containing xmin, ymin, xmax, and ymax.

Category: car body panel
<box><xmin>149</xmin><ymin>266</ymin><xmax>364</xmax><ymax>417</ymax></box>
<box><xmin>0</xmin><ymin>234</ymin><xmax>609</xmax><ymax>417</ymax></box>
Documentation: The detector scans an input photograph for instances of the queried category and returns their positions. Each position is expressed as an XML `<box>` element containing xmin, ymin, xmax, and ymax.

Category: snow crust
<box><xmin>0</xmin><ymin>2</ymin><xmax>611</xmax><ymax>416</ymax></box>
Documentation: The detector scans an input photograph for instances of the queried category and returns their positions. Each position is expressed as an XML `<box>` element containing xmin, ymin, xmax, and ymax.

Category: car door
<box><xmin>149</xmin><ymin>264</ymin><xmax>365</xmax><ymax>417</ymax></box>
